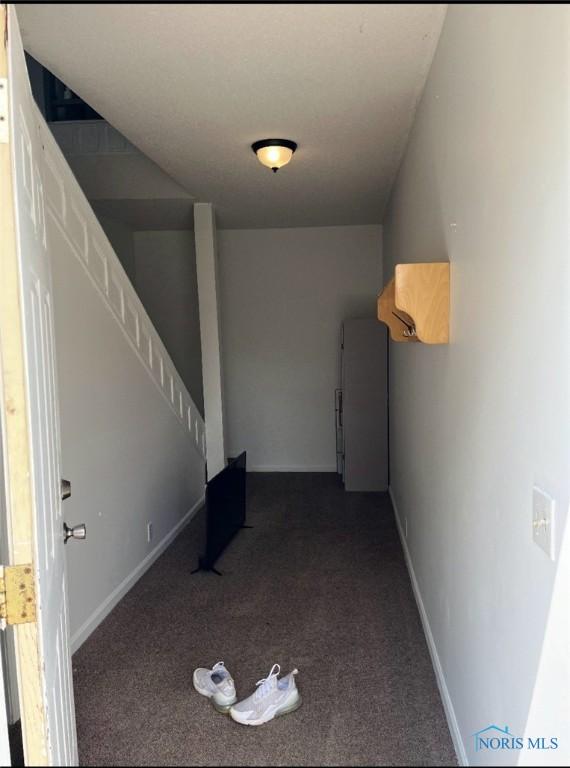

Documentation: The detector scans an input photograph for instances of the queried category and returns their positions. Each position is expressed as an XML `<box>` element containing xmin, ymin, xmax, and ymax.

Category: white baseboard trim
<box><xmin>70</xmin><ymin>494</ymin><xmax>205</xmax><ymax>654</ymax></box>
<box><xmin>248</xmin><ymin>464</ymin><xmax>337</xmax><ymax>473</ymax></box>
<box><xmin>388</xmin><ymin>486</ymin><xmax>468</xmax><ymax>767</ymax></box>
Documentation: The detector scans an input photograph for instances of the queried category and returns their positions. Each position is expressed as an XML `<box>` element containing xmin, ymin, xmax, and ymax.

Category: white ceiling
<box><xmin>18</xmin><ymin>4</ymin><xmax>446</xmax><ymax>229</ymax></box>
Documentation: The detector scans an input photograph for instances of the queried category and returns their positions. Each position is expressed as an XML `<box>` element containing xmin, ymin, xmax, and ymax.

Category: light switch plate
<box><xmin>532</xmin><ymin>486</ymin><xmax>555</xmax><ymax>560</ymax></box>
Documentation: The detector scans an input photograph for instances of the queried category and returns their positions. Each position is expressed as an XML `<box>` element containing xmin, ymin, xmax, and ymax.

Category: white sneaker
<box><xmin>229</xmin><ymin>664</ymin><xmax>301</xmax><ymax>726</ymax></box>
<box><xmin>193</xmin><ymin>661</ymin><xmax>237</xmax><ymax>713</ymax></box>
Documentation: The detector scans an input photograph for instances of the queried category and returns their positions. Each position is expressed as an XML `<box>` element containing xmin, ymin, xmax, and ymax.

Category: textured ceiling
<box><xmin>18</xmin><ymin>4</ymin><xmax>446</xmax><ymax>229</ymax></box>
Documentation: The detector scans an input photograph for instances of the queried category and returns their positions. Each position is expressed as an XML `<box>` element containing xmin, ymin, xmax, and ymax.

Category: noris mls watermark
<box><xmin>473</xmin><ymin>725</ymin><xmax>559</xmax><ymax>753</ymax></box>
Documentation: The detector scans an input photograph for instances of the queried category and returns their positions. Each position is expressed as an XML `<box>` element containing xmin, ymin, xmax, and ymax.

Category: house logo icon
<box><xmin>473</xmin><ymin>725</ymin><xmax>518</xmax><ymax>752</ymax></box>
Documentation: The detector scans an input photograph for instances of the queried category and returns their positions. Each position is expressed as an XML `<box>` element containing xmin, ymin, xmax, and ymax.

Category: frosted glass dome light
<box><xmin>252</xmin><ymin>139</ymin><xmax>297</xmax><ymax>172</ymax></box>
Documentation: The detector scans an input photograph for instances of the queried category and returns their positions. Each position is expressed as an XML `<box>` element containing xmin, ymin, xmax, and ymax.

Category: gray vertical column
<box><xmin>194</xmin><ymin>203</ymin><xmax>226</xmax><ymax>479</ymax></box>
<box><xmin>342</xmin><ymin>318</ymin><xmax>388</xmax><ymax>491</ymax></box>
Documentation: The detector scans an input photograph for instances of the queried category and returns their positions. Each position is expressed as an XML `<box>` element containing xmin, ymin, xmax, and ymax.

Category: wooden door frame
<box><xmin>0</xmin><ymin>5</ymin><xmax>49</xmax><ymax>764</ymax></box>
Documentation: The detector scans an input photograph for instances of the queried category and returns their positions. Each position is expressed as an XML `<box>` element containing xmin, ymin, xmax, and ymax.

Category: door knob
<box><xmin>64</xmin><ymin>522</ymin><xmax>86</xmax><ymax>544</ymax></box>
<box><xmin>61</xmin><ymin>479</ymin><xmax>71</xmax><ymax>501</ymax></box>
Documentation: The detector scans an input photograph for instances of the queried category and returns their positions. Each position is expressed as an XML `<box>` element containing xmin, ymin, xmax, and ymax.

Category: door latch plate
<box><xmin>0</xmin><ymin>564</ymin><xmax>36</xmax><ymax>626</ymax></box>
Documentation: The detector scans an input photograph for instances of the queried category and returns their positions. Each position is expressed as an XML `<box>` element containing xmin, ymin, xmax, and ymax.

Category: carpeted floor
<box><xmin>73</xmin><ymin>473</ymin><xmax>457</xmax><ymax>767</ymax></box>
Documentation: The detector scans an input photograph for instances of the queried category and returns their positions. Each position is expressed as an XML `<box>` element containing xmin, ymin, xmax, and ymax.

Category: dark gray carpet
<box><xmin>73</xmin><ymin>473</ymin><xmax>457</xmax><ymax>767</ymax></box>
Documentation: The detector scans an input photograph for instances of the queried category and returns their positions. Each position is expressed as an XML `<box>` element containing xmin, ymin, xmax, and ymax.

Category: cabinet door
<box><xmin>342</xmin><ymin>319</ymin><xmax>388</xmax><ymax>492</ymax></box>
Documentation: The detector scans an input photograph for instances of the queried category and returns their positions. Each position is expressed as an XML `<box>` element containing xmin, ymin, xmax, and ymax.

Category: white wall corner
<box><xmin>194</xmin><ymin>203</ymin><xmax>226</xmax><ymax>479</ymax></box>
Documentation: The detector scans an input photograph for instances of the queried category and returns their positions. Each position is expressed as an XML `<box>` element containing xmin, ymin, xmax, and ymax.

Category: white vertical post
<box><xmin>194</xmin><ymin>203</ymin><xmax>226</xmax><ymax>479</ymax></box>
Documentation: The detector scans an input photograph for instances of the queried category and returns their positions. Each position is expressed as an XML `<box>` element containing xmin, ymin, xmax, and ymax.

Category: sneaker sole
<box><xmin>193</xmin><ymin>671</ymin><xmax>236</xmax><ymax>714</ymax></box>
<box><xmin>230</xmin><ymin>694</ymin><xmax>302</xmax><ymax>726</ymax></box>
<box><xmin>212</xmin><ymin>699</ymin><xmax>236</xmax><ymax>714</ymax></box>
<box><xmin>276</xmin><ymin>695</ymin><xmax>303</xmax><ymax>719</ymax></box>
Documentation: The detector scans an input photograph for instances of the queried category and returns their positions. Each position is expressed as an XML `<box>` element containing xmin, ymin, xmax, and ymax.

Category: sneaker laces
<box><xmin>254</xmin><ymin>663</ymin><xmax>281</xmax><ymax>700</ymax></box>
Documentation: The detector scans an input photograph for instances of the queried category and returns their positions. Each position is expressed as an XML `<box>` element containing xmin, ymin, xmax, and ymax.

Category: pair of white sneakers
<box><xmin>192</xmin><ymin>661</ymin><xmax>301</xmax><ymax>726</ymax></box>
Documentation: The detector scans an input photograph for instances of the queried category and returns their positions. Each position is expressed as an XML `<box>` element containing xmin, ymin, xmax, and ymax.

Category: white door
<box><xmin>0</xmin><ymin>6</ymin><xmax>77</xmax><ymax>765</ymax></box>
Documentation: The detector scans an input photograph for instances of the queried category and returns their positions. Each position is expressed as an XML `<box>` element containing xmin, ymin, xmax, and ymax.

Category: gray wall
<box><xmin>98</xmin><ymin>213</ymin><xmax>136</xmax><ymax>283</ymax></box>
<box><xmin>218</xmin><ymin>225</ymin><xmax>382</xmax><ymax>471</ymax></box>
<box><xmin>94</xmin><ymin>218</ymin><xmax>204</xmax><ymax>415</ymax></box>
<box><xmin>49</xmin><ymin>206</ymin><xmax>205</xmax><ymax>652</ymax></box>
<box><xmin>382</xmin><ymin>5</ymin><xmax>569</xmax><ymax>764</ymax></box>
<box><xmin>133</xmin><ymin>231</ymin><xmax>204</xmax><ymax>415</ymax></box>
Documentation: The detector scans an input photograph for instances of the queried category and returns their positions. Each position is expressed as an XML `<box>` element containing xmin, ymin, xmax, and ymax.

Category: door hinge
<box><xmin>0</xmin><ymin>564</ymin><xmax>36</xmax><ymax>628</ymax></box>
<box><xmin>0</xmin><ymin>78</ymin><xmax>8</xmax><ymax>144</ymax></box>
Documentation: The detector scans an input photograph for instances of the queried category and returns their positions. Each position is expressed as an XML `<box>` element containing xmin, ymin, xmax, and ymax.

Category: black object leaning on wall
<box><xmin>193</xmin><ymin>451</ymin><xmax>248</xmax><ymax>575</ymax></box>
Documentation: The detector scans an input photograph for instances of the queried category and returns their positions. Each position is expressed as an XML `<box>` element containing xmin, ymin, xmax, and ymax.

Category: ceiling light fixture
<box><xmin>252</xmin><ymin>139</ymin><xmax>297</xmax><ymax>173</ymax></box>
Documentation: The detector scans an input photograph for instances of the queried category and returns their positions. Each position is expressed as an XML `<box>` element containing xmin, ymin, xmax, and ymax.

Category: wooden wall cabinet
<box><xmin>377</xmin><ymin>262</ymin><xmax>449</xmax><ymax>344</ymax></box>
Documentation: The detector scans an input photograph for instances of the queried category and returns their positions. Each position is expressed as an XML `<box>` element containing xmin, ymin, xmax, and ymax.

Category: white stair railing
<box><xmin>39</xmin><ymin>107</ymin><xmax>206</xmax><ymax>460</ymax></box>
